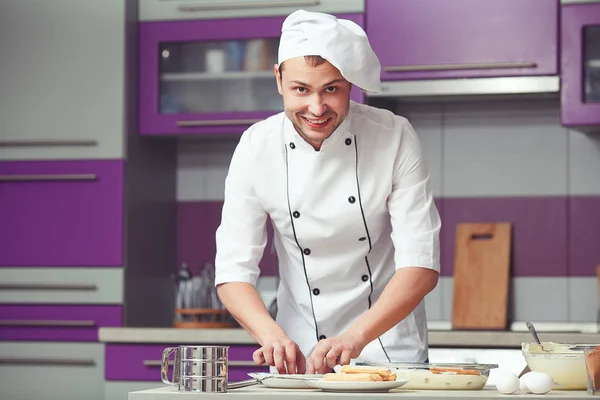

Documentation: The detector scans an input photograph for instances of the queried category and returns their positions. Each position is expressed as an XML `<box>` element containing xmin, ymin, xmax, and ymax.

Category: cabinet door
<box><xmin>366</xmin><ymin>0</ymin><xmax>558</xmax><ymax>81</ymax></box>
<box><xmin>139</xmin><ymin>14</ymin><xmax>364</xmax><ymax>135</ymax></box>
<box><xmin>561</xmin><ymin>2</ymin><xmax>600</xmax><ymax>126</ymax></box>
<box><xmin>0</xmin><ymin>305</ymin><xmax>122</xmax><ymax>341</ymax></box>
<box><xmin>139</xmin><ymin>0</ymin><xmax>364</xmax><ymax>21</ymax></box>
<box><xmin>105</xmin><ymin>344</ymin><xmax>268</xmax><ymax>381</ymax></box>
<box><xmin>0</xmin><ymin>342</ymin><xmax>104</xmax><ymax>400</ymax></box>
<box><xmin>0</xmin><ymin>160</ymin><xmax>124</xmax><ymax>267</ymax></box>
<box><xmin>0</xmin><ymin>268</ymin><xmax>123</xmax><ymax>304</ymax></box>
<box><xmin>0</xmin><ymin>0</ymin><xmax>125</xmax><ymax>161</ymax></box>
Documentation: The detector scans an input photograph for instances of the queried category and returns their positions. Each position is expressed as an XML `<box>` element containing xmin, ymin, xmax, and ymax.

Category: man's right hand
<box><xmin>252</xmin><ymin>336</ymin><xmax>306</xmax><ymax>374</ymax></box>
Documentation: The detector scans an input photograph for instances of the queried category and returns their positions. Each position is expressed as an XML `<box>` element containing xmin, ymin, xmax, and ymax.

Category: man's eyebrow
<box><xmin>289</xmin><ymin>79</ymin><xmax>346</xmax><ymax>87</ymax></box>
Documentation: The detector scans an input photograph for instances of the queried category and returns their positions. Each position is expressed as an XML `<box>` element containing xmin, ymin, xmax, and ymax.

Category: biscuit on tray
<box><xmin>324</xmin><ymin>373</ymin><xmax>383</xmax><ymax>382</ymax></box>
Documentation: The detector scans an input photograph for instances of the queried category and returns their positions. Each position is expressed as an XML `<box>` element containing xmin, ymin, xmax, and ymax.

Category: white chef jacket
<box><xmin>215</xmin><ymin>101</ymin><xmax>441</xmax><ymax>364</ymax></box>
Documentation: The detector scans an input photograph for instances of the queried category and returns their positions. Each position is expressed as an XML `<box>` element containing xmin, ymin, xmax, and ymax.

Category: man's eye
<box><xmin>294</xmin><ymin>87</ymin><xmax>307</xmax><ymax>94</ymax></box>
<box><xmin>325</xmin><ymin>86</ymin><xmax>337</xmax><ymax>93</ymax></box>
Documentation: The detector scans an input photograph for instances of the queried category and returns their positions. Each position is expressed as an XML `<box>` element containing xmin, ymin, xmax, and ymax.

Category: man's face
<box><xmin>274</xmin><ymin>57</ymin><xmax>351</xmax><ymax>150</ymax></box>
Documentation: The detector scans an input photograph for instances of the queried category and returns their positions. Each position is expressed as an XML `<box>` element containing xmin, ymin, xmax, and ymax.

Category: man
<box><xmin>214</xmin><ymin>10</ymin><xmax>441</xmax><ymax>375</ymax></box>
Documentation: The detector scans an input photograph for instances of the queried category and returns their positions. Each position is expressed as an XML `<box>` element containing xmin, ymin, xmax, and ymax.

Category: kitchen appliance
<box><xmin>161</xmin><ymin>345</ymin><xmax>257</xmax><ymax>392</ymax></box>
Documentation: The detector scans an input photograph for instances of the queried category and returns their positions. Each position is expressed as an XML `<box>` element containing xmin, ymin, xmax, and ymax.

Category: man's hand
<box><xmin>253</xmin><ymin>336</ymin><xmax>306</xmax><ymax>374</ymax></box>
<box><xmin>307</xmin><ymin>333</ymin><xmax>365</xmax><ymax>374</ymax></box>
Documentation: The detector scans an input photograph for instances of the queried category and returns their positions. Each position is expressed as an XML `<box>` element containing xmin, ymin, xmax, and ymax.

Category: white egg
<box><xmin>495</xmin><ymin>371</ymin><xmax>520</xmax><ymax>394</ymax></box>
<box><xmin>519</xmin><ymin>376</ymin><xmax>531</xmax><ymax>393</ymax></box>
<box><xmin>521</xmin><ymin>371</ymin><xmax>554</xmax><ymax>394</ymax></box>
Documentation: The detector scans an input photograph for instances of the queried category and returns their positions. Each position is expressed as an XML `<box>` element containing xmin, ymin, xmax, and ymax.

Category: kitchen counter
<box><xmin>128</xmin><ymin>385</ymin><xmax>591</xmax><ymax>399</ymax></box>
<box><xmin>100</xmin><ymin>327</ymin><xmax>600</xmax><ymax>348</ymax></box>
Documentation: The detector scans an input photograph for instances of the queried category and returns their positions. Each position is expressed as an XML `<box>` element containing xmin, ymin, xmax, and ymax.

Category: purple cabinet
<box><xmin>561</xmin><ymin>2</ymin><xmax>600</xmax><ymax>127</ymax></box>
<box><xmin>0</xmin><ymin>305</ymin><xmax>122</xmax><ymax>341</ymax></box>
<box><xmin>105</xmin><ymin>344</ymin><xmax>269</xmax><ymax>381</ymax></box>
<box><xmin>366</xmin><ymin>0</ymin><xmax>558</xmax><ymax>81</ymax></box>
<box><xmin>0</xmin><ymin>160</ymin><xmax>124</xmax><ymax>267</ymax></box>
<box><xmin>139</xmin><ymin>14</ymin><xmax>364</xmax><ymax>136</ymax></box>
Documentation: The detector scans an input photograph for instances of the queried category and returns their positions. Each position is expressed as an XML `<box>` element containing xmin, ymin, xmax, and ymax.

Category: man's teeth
<box><xmin>305</xmin><ymin>117</ymin><xmax>328</xmax><ymax>124</ymax></box>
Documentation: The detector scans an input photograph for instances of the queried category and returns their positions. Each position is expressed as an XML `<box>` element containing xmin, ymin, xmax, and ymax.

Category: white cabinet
<box><xmin>138</xmin><ymin>0</ymin><xmax>364</xmax><ymax>21</ymax></box>
<box><xmin>0</xmin><ymin>0</ymin><xmax>125</xmax><ymax>161</ymax></box>
<box><xmin>0</xmin><ymin>342</ymin><xmax>104</xmax><ymax>400</ymax></box>
<box><xmin>0</xmin><ymin>268</ymin><xmax>123</xmax><ymax>304</ymax></box>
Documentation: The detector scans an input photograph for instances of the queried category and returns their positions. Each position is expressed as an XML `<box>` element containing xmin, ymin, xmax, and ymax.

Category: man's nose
<box><xmin>307</xmin><ymin>94</ymin><xmax>326</xmax><ymax>116</ymax></box>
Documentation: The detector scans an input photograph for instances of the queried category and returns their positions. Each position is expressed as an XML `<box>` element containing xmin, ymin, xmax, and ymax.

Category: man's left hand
<box><xmin>307</xmin><ymin>333</ymin><xmax>365</xmax><ymax>374</ymax></box>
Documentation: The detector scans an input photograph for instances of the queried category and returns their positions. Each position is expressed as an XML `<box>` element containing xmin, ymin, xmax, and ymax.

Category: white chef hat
<box><xmin>278</xmin><ymin>10</ymin><xmax>382</xmax><ymax>95</ymax></box>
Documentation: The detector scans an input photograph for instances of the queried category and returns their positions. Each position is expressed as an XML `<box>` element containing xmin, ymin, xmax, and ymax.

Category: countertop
<box><xmin>100</xmin><ymin>323</ymin><xmax>600</xmax><ymax>348</ymax></box>
<box><xmin>128</xmin><ymin>385</ymin><xmax>591</xmax><ymax>399</ymax></box>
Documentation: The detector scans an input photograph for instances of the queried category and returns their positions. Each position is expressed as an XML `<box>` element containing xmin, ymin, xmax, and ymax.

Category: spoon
<box><xmin>526</xmin><ymin>321</ymin><xmax>541</xmax><ymax>344</ymax></box>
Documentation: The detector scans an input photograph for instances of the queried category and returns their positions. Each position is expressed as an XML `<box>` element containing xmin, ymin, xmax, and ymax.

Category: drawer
<box><xmin>105</xmin><ymin>344</ymin><xmax>268</xmax><ymax>381</ymax></box>
<box><xmin>0</xmin><ymin>160</ymin><xmax>124</xmax><ymax>267</ymax></box>
<box><xmin>139</xmin><ymin>0</ymin><xmax>364</xmax><ymax>21</ymax></box>
<box><xmin>0</xmin><ymin>268</ymin><xmax>123</xmax><ymax>304</ymax></box>
<box><xmin>105</xmin><ymin>381</ymin><xmax>166</xmax><ymax>400</ymax></box>
<box><xmin>0</xmin><ymin>305</ymin><xmax>122</xmax><ymax>341</ymax></box>
<box><xmin>0</xmin><ymin>341</ymin><xmax>104</xmax><ymax>400</ymax></box>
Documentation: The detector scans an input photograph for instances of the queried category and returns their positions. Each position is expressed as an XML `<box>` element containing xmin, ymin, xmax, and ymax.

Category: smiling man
<box><xmin>215</xmin><ymin>10</ymin><xmax>441</xmax><ymax>375</ymax></box>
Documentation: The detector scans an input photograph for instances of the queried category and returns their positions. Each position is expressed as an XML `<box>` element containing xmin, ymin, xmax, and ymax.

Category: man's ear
<box><xmin>274</xmin><ymin>63</ymin><xmax>283</xmax><ymax>95</ymax></box>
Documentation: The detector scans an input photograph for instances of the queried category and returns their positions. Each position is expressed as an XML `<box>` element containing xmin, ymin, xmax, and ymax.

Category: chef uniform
<box><xmin>215</xmin><ymin>10</ymin><xmax>441</xmax><ymax>364</ymax></box>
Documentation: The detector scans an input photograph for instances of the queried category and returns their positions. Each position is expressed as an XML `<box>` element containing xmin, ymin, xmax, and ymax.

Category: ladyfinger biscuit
<box><xmin>429</xmin><ymin>367</ymin><xmax>480</xmax><ymax>376</ymax></box>
<box><xmin>340</xmin><ymin>365</ymin><xmax>392</xmax><ymax>378</ymax></box>
<box><xmin>324</xmin><ymin>373</ymin><xmax>383</xmax><ymax>382</ymax></box>
<box><xmin>383</xmin><ymin>373</ymin><xmax>397</xmax><ymax>381</ymax></box>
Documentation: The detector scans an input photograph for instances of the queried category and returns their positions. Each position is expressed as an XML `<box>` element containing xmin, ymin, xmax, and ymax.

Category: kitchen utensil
<box><xmin>452</xmin><ymin>223</ymin><xmax>512</xmax><ymax>330</ymax></box>
<box><xmin>306</xmin><ymin>379</ymin><xmax>408</xmax><ymax>393</ymax></box>
<box><xmin>356</xmin><ymin>361</ymin><xmax>497</xmax><ymax>390</ymax></box>
<box><xmin>247</xmin><ymin>372</ymin><xmax>322</xmax><ymax>389</ymax></box>
<box><xmin>526</xmin><ymin>321</ymin><xmax>542</xmax><ymax>344</ymax></box>
<box><xmin>161</xmin><ymin>345</ymin><xmax>256</xmax><ymax>392</ymax></box>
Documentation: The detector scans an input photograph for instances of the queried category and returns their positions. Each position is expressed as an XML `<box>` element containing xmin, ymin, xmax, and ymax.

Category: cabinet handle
<box><xmin>383</xmin><ymin>61</ymin><xmax>537</xmax><ymax>73</ymax></box>
<box><xmin>143</xmin><ymin>360</ymin><xmax>258</xmax><ymax>367</ymax></box>
<box><xmin>176</xmin><ymin>119</ymin><xmax>262</xmax><ymax>127</ymax></box>
<box><xmin>176</xmin><ymin>0</ymin><xmax>319</xmax><ymax>12</ymax></box>
<box><xmin>0</xmin><ymin>357</ymin><xmax>95</xmax><ymax>366</ymax></box>
<box><xmin>0</xmin><ymin>283</ymin><xmax>98</xmax><ymax>291</ymax></box>
<box><xmin>0</xmin><ymin>320</ymin><xmax>96</xmax><ymax>327</ymax></box>
<box><xmin>0</xmin><ymin>140</ymin><xmax>97</xmax><ymax>147</ymax></box>
<box><xmin>0</xmin><ymin>174</ymin><xmax>97</xmax><ymax>182</ymax></box>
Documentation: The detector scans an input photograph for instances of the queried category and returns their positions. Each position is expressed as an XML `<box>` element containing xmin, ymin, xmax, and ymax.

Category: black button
<box><xmin>362</xmin><ymin>275</ymin><xmax>369</xmax><ymax>282</ymax></box>
<box><xmin>348</xmin><ymin>196</ymin><xmax>356</xmax><ymax>204</ymax></box>
<box><xmin>289</xmin><ymin>142</ymin><xmax>296</xmax><ymax>149</ymax></box>
<box><xmin>312</xmin><ymin>288</ymin><xmax>320</xmax><ymax>296</ymax></box>
<box><xmin>303</xmin><ymin>248</ymin><xmax>311</xmax><ymax>255</ymax></box>
<box><xmin>319</xmin><ymin>335</ymin><xmax>327</xmax><ymax>340</ymax></box>
<box><xmin>293</xmin><ymin>211</ymin><xmax>300</xmax><ymax>218</ymax></box>
<box><xmin>345</xmin><ymin>138</ymin><xmax>352</xmax><ymax>146</ymax></box>
<box><xmin>359</xmin><ymin>237</ymin><xmax>366</xmax><ymax>241</ymax></box>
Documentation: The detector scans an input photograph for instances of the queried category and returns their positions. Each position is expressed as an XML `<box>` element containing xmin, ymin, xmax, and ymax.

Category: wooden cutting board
<box><xmin>452</xmin><ymin>223</ymin><xmax>512</xmax><ymax>330</ymax></box>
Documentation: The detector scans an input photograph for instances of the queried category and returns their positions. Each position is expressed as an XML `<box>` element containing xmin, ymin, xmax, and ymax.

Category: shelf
<box><xmin>161</xmin><ymin>70</ymin><xmax>274</xmax><ymax>82</ymax></box>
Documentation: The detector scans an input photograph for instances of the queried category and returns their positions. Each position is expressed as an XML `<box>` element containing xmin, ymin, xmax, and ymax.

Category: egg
<box><xmin>519</xmin><ymin>376</ymin><xmax>531</xmax><ymax>393</ymax></box>
<box><xmin>521</xmin><ymin>371</ymin><xmax>554</xmax><ymax>394</ymax></box>
<box><xmin>495</xmin><ymin>371</ymin><xmax>520</xmax><ymax>394</ymax></box>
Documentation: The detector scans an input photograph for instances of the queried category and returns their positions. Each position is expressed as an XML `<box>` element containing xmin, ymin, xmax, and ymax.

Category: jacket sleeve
<box><xmin>388</xmin><ymin>117</ymin><xmax>441</xmax><ymax>272</ymax></box>
<box><xmin>214</xmin><ymin>132</ymin><xmax>268</xmax><ymax>287</ymax></box>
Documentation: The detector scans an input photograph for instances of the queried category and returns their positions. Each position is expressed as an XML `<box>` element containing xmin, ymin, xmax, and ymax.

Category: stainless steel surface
<box><xmin>176</xmin><ymin>119</ymin><xmax>262</xmax><ymax>127</ymax></box>
<box><xmin>0</xmin><ymin>357</ymin><xmax>95</xmax><ymax>366</ymax></box>
<box><xmin>0</xmin><ymin>320</ymin><xmax>96</xmax><ymax>327</ymax></box>
<box><xmin>0</xmin><ymin>174</ymin><xmax>97</xmax><ymax>182</ymax></box>
<box><xmin>162</xmin><ymin>345</ymin><xmax>233</xmax><ymax>392</ymax></box>
<box><xmin>383</xmin><ymin>61</ymin><xmax>537</xmax><ymax>72</ymax></box>
<box><xmin>372</xmin><ymin>76</ymin><xmax>560</xmax><ymax>98</ymax></box>
<box><xmin>526</xmin><ymin>321</ymin><xmax>542</xmax><ymax>344</ymax></box>
<box><xmin>0</xmin><ymin>140</ymin><xmax>97</xmax><ymax>147</ymax></box>
<box><xmin>0</xmin><ymin>283</ymin><xmax>97</xmax><ymax>291</ymax></box>
<box><xmin>561</xmin><ymin>0</ymin><xmax>600</xmax><ymax>4</ymax></box>
<box><xmin>176</xmin><ymin>0</ymin><xmax>319</xmax><ymax>12</ymax></box>
<box><xmin>147</xmin><ymin>359</ymin><xmax>256</xmax><ymax>367</ymax></box>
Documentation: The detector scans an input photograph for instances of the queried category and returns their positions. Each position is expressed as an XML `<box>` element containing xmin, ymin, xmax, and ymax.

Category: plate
<box><xmin>306</xmin><ymin>379</ymin><xmax>408</xmax><ymax>392</ymax></box>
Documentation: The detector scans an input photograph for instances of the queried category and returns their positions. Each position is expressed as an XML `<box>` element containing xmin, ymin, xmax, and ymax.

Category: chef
<box><xmin>214</xmin><ymin>10</ymin><xmax>441</xmax><ymax>375</ymax></box>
